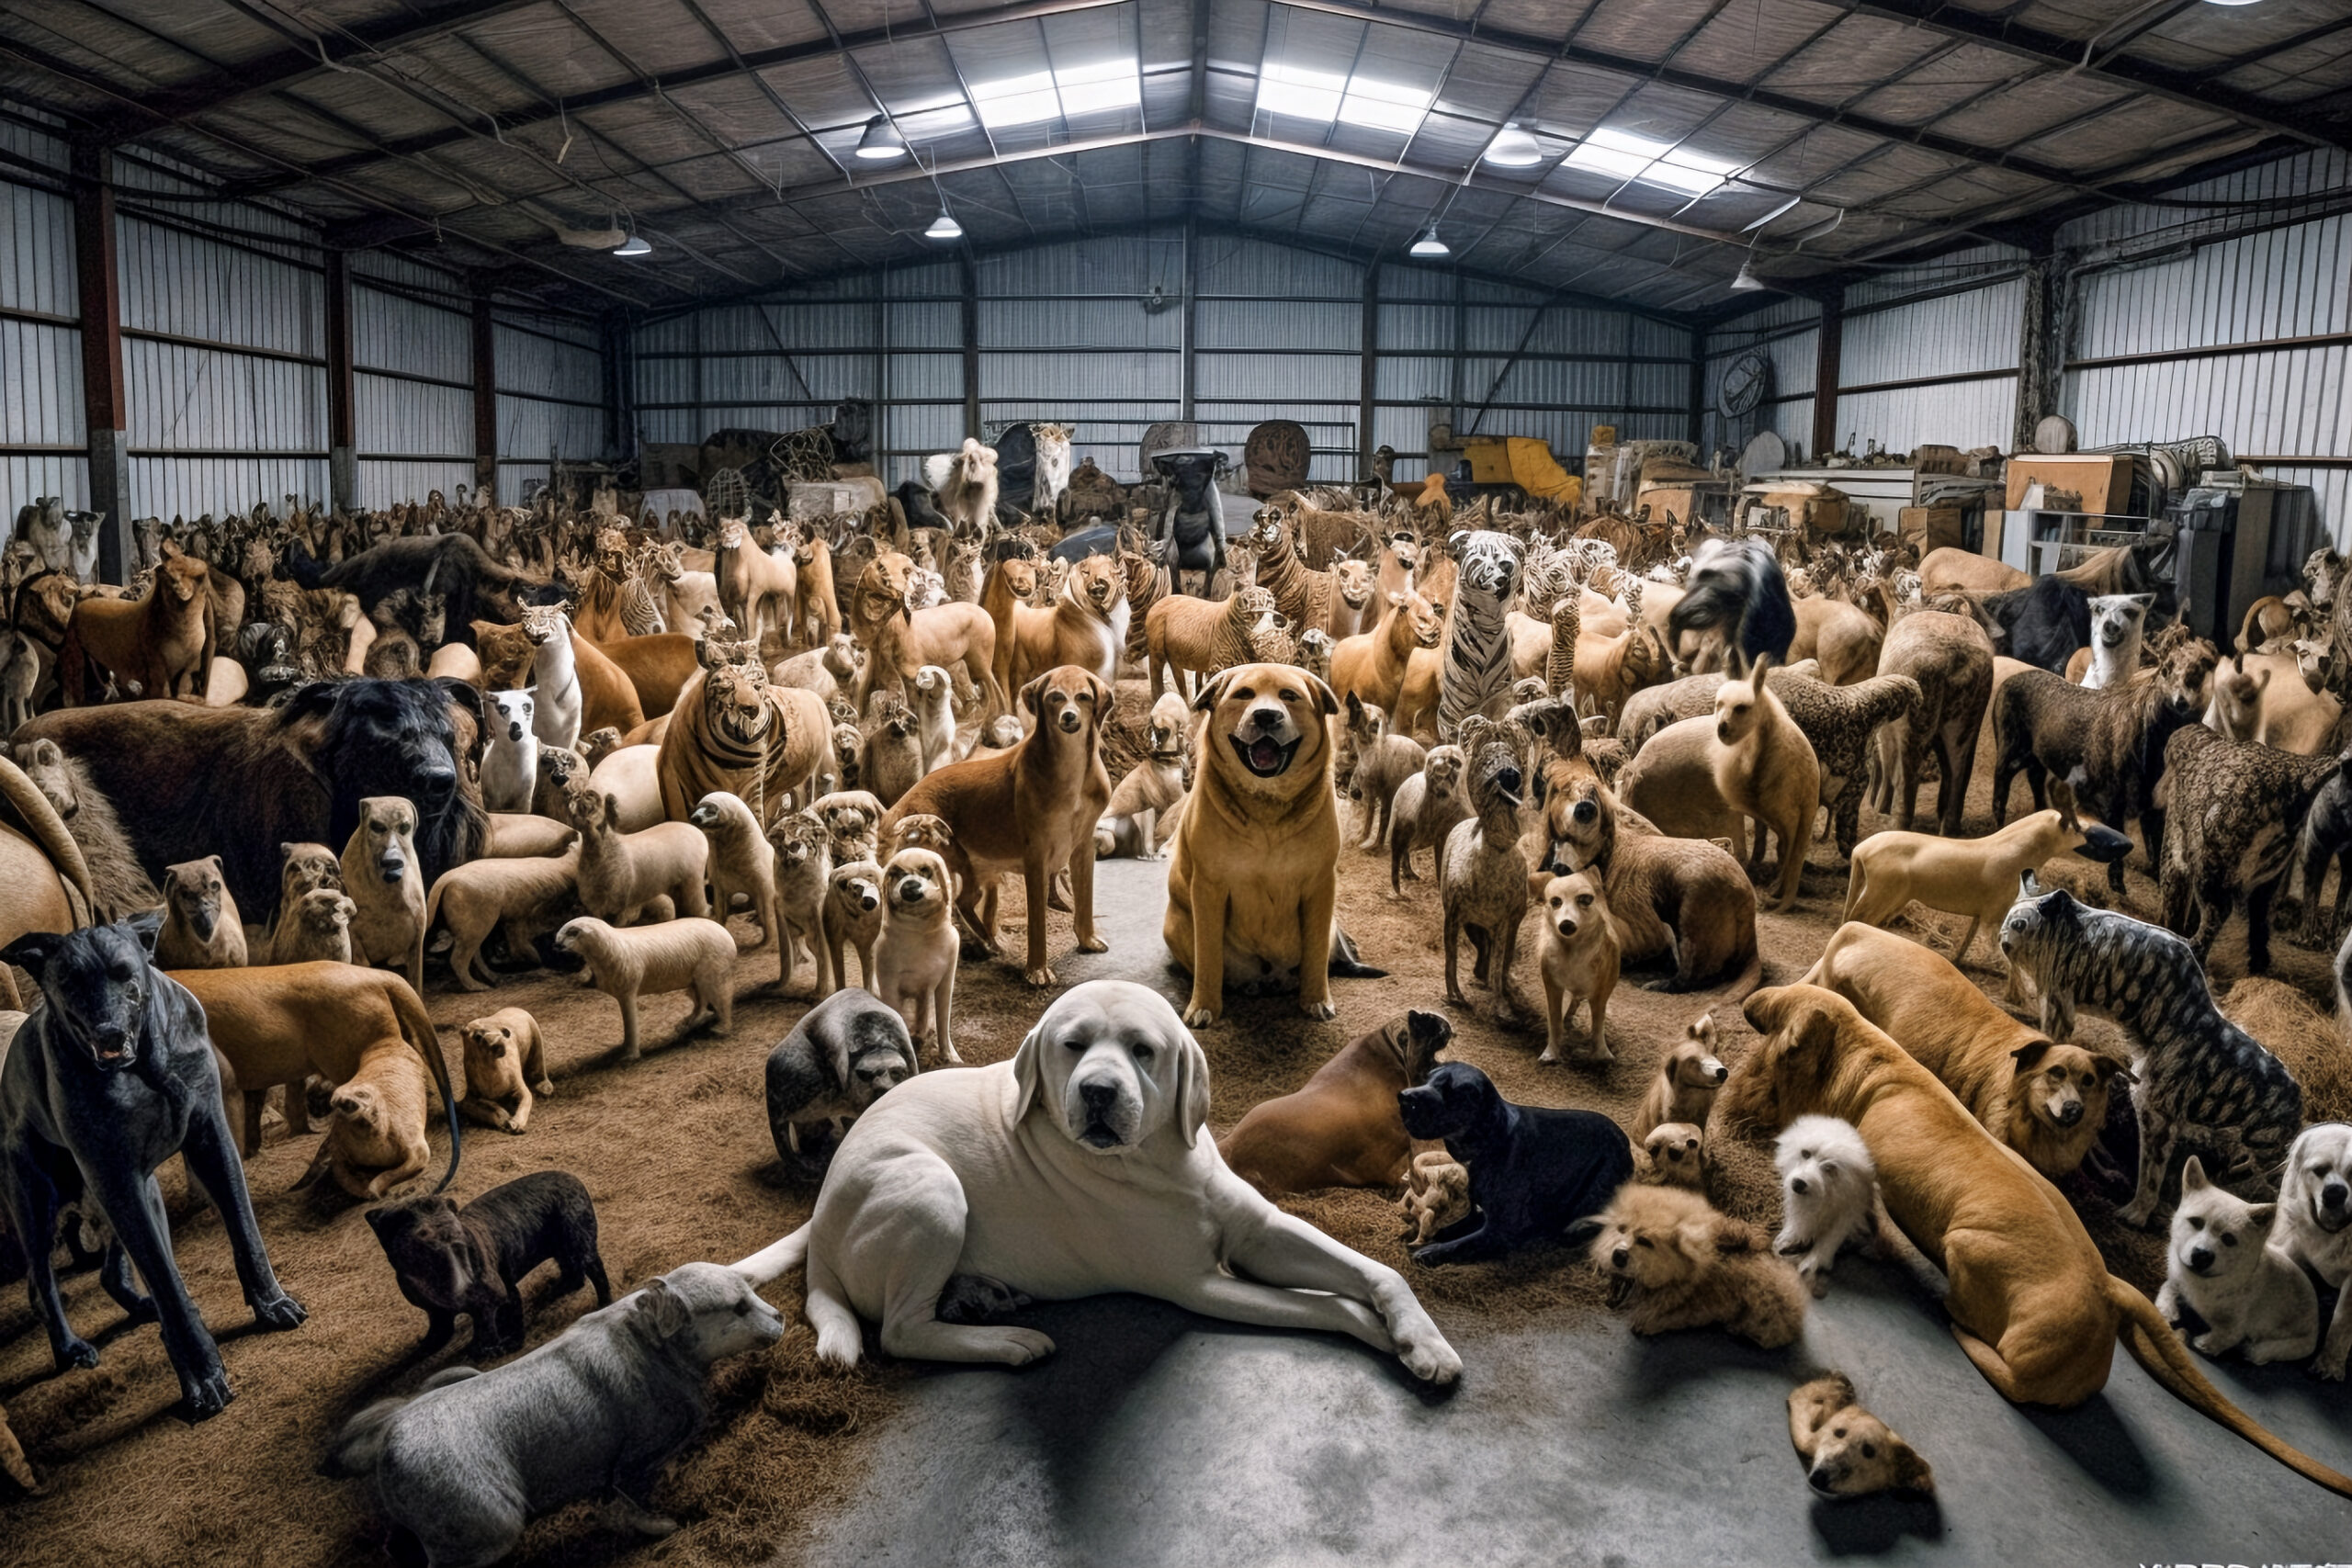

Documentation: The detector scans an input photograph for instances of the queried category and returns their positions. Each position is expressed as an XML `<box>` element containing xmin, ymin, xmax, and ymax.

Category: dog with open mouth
<box><xmin>1164</xmin><ymin>662</ymin><xmax>1385</xmax><ymax>1027</ymax></box>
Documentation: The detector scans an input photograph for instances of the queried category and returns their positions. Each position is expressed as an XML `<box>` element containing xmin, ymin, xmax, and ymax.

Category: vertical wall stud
<box><xmin>1358</xmin><ymin>263</ymin><xmax>1378</xmax><ymax>473</ymax></box>
<box><xmin>1812</xmin><ymin>286</ymin><xmax>1844</xmax><ymax>462</ymax></box>
<box><xmin>471</xmin><ymin>291</ymin><xmax>498</xmax><ymax>502</ymax></box>
<box><xmin>324</xmin><ymin>249</ymin><xmax>356</xmax><ymax>513</ymax></box>
<box><xmin>960</xmin><ymin>254</ymin><xmax>980</xmax><ymax>438</ymax></box>
<box><xmin>71</xmin><ymin>143</ymin><xmax>130</xmax><ymax>581</ymax></box>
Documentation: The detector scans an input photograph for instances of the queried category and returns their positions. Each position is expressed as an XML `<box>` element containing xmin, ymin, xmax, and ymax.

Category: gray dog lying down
<box><xmin>323</xmin><ymin>1261</ymin><xmax>782</xmax><ymax>1565</ymax></box>
<box><xmin>734</xmin><ymin>979</ymin><xmax>1460</xmax><ymax>1383</ymax></box>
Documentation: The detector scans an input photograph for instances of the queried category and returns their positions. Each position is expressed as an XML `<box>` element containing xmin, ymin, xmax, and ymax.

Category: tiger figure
<box><xmin>1436</xmin><ymin>529</ymin><xmax>1524</xmax><ymax>743</ymax></box>
<box><xmin>655</xmin><ymin>636</ymin><xmax>831</xmax><ymax>829</ymax></box>
<box><xmin>1999</xmin><ymin>873</ymin><xmax>2304</xmax><ymax>1230</ymax></box>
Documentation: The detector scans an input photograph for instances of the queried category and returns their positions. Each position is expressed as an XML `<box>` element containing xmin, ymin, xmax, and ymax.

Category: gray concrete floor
<box><xmin>799</xmin><ymin>860</ymin><xmax>2352</xmax><ymax>1565</ymax></box>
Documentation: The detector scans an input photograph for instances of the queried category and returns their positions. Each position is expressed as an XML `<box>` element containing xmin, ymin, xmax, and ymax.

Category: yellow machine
<box><xmin>1464</xmin><ymin>435</ymin><xmax>1582</xmax><ymax>505</ymax></box>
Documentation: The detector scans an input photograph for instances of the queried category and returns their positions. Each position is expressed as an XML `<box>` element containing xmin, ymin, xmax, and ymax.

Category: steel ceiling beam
<box><xmin>1838</xmin><ymin>0</ymin><xmax>2346</xmax><ymax>151</ymax></box>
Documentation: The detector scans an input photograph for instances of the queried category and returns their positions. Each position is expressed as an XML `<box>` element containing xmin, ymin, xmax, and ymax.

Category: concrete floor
<box><xmin>798</xmin><ymin>859</ymin><xmax>2352</xmax><ymax>1565</ymax></box>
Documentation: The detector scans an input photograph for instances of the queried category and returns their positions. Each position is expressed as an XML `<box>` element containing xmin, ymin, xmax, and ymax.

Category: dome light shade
<box><xmin>925</xmin><ymin>208</ymin><xmax>964</xmax><ymax>241</ymax></box>
<box><xmin>1484</xmin><ymin>122</ymin><xmax>1544</xmax><ymax>167</ymax></box>
<box><xmin>613</xmin><ymin>234</ymin><xmax>651</xmax><ymax>257</ymax></box>
<box><xmin>855</xmin><ymin>117</ymin><xmax>910</xmax><ymax>161</ymax></box>
<box><xmin>1408</xmin><ymin>223</ymin><xmax>1450</xmax><ymax>258</ymax></box>
<box><xmin>1729</xmin><ymin>258</ymin><xmax>1763</xmax><ymax>290</ymax></box>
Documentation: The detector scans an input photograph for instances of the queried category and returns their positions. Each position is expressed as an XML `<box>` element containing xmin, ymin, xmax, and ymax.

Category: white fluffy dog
<box><xmin>2156</xmin><ymin>1155</ymin><xmax>2317</xmax><ymax>1365</ymax></box>
<box><xmin>2276</xmin><ymin>1122</ymin><xmax>2352</xmax><ymax>1378</ymax></box>
<box><xmin>1773</xmin><ymin>1114</ymin><xmax>1882</xmax><ymax>1297</ymax></box>
<box><xmin>733</xmin><ymin>980</ymin><xmax>1460</xmax><ymax>1383</ymax></box>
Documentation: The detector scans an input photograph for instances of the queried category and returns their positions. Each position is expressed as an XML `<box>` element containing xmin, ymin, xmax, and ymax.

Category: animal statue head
<box><xmin>164</xmin><ymin>856</ymin><xmax>233</xmax><ymax>943</ymax></box>
<box><xmin>1447</xmin><ymin>530</ymin><xmax>1522</xmax><ymax>604</ymax></box>
<box><xmin>1071</xmin><ymin>554</ymin><xmax>1124</xmax><ymax>616</ymax></box>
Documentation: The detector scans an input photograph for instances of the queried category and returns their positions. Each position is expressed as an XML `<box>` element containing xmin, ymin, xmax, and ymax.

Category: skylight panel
<box><xmin>1255</xmin><ymin>62</ymin><xmax>1430</xmax><ymax>133</ymax></box>
<box><xmin>1563</xmin><ymin>127</ymin><xmax>1736</xmax><ymax>197</ymax></box>
<box><xmin>969</xmin><ymin>61</ymin><xmax>1140</xmax><ymax>130</ymax></box>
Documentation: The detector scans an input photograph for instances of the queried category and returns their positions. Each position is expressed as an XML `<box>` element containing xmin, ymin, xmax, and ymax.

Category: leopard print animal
<box><xmin>2158</xmin><ymin>724</ymin><xmax>2344</xmax><ymax>973</ymax></box>
<box><xmin>2000</xmin><ymin>877</ymin><xmax>2302</xmax><ymax>1229</ymax></box>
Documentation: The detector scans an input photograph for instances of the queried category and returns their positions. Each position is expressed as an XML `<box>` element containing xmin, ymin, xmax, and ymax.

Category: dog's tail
<box><xmin>386</xmin><ymin>975</ymin><xmax>463</xmax><ymax>1193</ymax></box>
<box><xmin>2109</xmin><ymin>1277</ymin><xmax>2352</xmax><ymax>1496</ymax></box>
<box><xmin>1328</xmin><ymin>926</ymin><xmax>1388</xmax><ymax>980</ymax></box>
<box><xmin>279</xmin><ymin>537</ymin><xmax>324</xmax><ymax>591</ymax></box>
<box><xmin>732</xmin><ymin>1222</ymin><xmax>812</xmax><ymax>1285</ymax></box>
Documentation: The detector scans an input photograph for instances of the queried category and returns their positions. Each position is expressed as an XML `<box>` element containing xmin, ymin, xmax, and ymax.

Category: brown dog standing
<box><xmin>1219</xmin><ymin>1010</ymin><xmax>1452</xmax><ymax>1194</ymax></box>
<box><xmin>882</xmin><ymin>665</ymin><xmax>1111</xmax><ymax>987</ymax></box>
<box><xmin>1167</xmin><ymin>661</ymin><xmax>1381</xmax><ymax>1027</ymax></box>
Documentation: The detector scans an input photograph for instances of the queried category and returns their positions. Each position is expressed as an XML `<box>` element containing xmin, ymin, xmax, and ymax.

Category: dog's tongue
<box><xmin>1248</xmin><ymin>736</ymin><xmax>1283</xmax><ymax>771</ymax></box>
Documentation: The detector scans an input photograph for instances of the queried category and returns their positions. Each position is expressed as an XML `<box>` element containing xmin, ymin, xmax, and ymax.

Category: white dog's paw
<box><xmin>1396</xmin><ymin>1325</ymin><xmax>1463</xmax><ymax>1385</ymax></box>
<box><xmin>1300</xmin><ymin>998</ymin><xmax>1337</xmax><ymax>1022</ymax></box>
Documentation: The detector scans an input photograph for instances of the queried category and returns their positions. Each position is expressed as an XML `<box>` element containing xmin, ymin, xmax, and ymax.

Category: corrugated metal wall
<box><xmin>0</xmin><ymin>107</ymin><xmax>84</xmax><ymax>512</ymax></box>
<box><xmin>495</xmin><ymin>311</ymin><xmax>605</xmax><ymax>502</ymax></box>
<box><xmin>1699</xmin><ymin>296</ymin><xmax>1816</xmax><ymax>461</ymax></box>
<box><xmin>351</xmin><ymin>253</ymin><xmax>474</xmax><ymax>509</ymax></box>
<box><xmin>114</xmin><ymin>152</ymin><xmax>329</xmax><ymax>521</ymax></box>
<box><xmin>1835</xmin><ymin>247</ymin><xmax>2024</xmax><ymax>456</ymax></box>
<box><xmin>634</xmin><ymin>228</ymin><xmax>1692</xmax><ymax>488</ymax></box>
<box><xmin>2058</xmin><ymin>150</ymin><xmax>2352</xmax><ymax>539</ymax></box>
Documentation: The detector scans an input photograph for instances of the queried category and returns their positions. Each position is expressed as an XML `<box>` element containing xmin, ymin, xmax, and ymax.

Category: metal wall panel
<box><xmin>118</xmin><ymin>217</ymin><xmax>321</xmax><ymax>355</ymax></box>
<box><xmin>1374</xmin><ymin>355</ymin><xmax>1453</xmax><ymax>401</ymax></box>
<box><xmin>2075</xmin><ymin>219</ymin><xmax>2352</xmax><ymax>359</ymax></box>
<box><xmin>1</xmin><ymin>180</ymin><xmax>74</xmax><ymax>316</ymax></box>
<box><xmin>1835</xmin><ymin>378</ymin><xmax>2018</xmax><ymax>456</ymax></box>
<box><xmin>978</xmin><ymin>297</ymin><xmax>1181</xmax><ymax>349</ymax></box>
<box><xmin>2</xmin><ymin>318</ymin><xmax>83</xmax><ymax>447</ymax></box>
<box><xmin>1194</xmin><ymin>299</ymin><xmax>1357</xmax><ymax>350</ymax></box>
<box><xmin>357</xmin><ymin>459</ymin><xmax>474</xmax><ymax>510</ymax></box>
<box><xmin>702</xmin><ymin>354</ymin><xmax>875</xmax><ymax>403</ymax></box>
<box><xmin>981</xmin><ymin>350</ymin><xmax>1182</xmax><ymax>400</ymax></box>
<box><xmin>977</xmin><ymin>232</ymin><xmax>1181</xmax><ymax>298</ymax></box>
<box><xmin>1194</xmin><ymin>235</ymin><xmax>1359</xmax><ymax>299</ymax></box>
<box><xmin>889</xmin><ymin>302</ymin><xmax>959</xmax><ymax>347</ymax></box>
<box><xmin>0</xmin><ymin>106</ymin><xmax>69</xmax><ymax>172</ymax></box>
<box><xmin>355</xmin><ymin>376</ymin><xmax>470</xmax><ymax>459</ymax></box>
<box><xmin>127</xmin><ymin>338</ymin><xmax>325</xmax><ymax>452</ymax></box>
<box><xmin>354</xmin><ymin>285</ymin><xmax>469</xmax><ymax>381</ymax></box>
<box><xmin>5</xmin><ymin>454</ymin><xmax>86</xmax><ymax>510</ymax></box>
<box><xmin>888</xmin><ymin>353</ymin><xmax>963</xmax><ymax>400</ymax></box>
<box><xmin>1841</xmin><ymin>277</ymin><xmax>2022</xmax><ymax>386</ymax></box>
<box><xmin>1377</xmin><ymin>303</ymin><xmax>1453</xmax><ymax>353</ymax></box>
<box><xmin>498</xmin><ymin>394</ymin><xmax>604</xmax><ymax>467</ymax></box>
<box><xmin>1193</xmin><ymin>350</ymin><xmax>1356</xmax><ymax>400</ymax></box>
<box><xmin>131</xmin><ymin>457</ymin><xmax>327</xmax><ymax>522</ymax></box>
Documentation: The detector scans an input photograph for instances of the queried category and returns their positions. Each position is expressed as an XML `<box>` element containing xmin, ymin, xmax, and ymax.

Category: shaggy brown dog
<box><xmin>1723</xmin><ymin>983</ymin><xmax>2352</xmax><ymax>1496</ymax></box>
<box><xmin>61</xmin><ymin>547</ymin><xmax>212</xmax><ymax>702</ymax></box>
<box><xmin>1800</xmin><ymin>921</ymin><xmax>2131</xmax><ymax>1180</ymax></box>
<box><xmin>1218</xmin><ymin>1010</ymin><xmax>1452</xmax><ymax>1194</ymax></box>
<box><xmin>1589</xmin><ymin>1183</ymin><xmax>1807</xmax><ymax>1348</ymax></box>
<box><xmin>882</xmin><ymin>666</ymin><xmax>1112</xmax><ymax>987</ymax></box>
<box><xmin>18</xmin><ymin>678</ymin><xmax>489</xmax><ymax>920</ymax></box>
<box><xmin>174</xmin><ymin>963</ymin><xmax>458</xmax><ymax>1178</ymax></box>
<box><xmin>1788</xmin><ymin>1373</ymin><xmax>1934</xmax><ymax>1497</ymax></box>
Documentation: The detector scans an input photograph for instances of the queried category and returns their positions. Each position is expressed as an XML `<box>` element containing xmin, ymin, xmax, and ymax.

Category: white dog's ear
<box><xmin>1011</xmin><ymin>1018</ymin><xmax>1046</xmax><ymax>1123</ymax></box>
<box><xmin>1172</xmin><ymin>1027</ymin><xmax>1211</xmax><ymax>1148</ymax></box>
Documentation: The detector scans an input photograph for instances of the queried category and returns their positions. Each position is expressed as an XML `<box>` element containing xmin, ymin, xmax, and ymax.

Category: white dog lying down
<box><xmin>734</xmin><ymin>979</ymin><xmax>1461</xmax><ymax>1382</ymax></box>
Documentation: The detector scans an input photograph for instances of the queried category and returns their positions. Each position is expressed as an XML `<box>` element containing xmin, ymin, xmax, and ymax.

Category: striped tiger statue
<box><xmin>1436</xmin><ymin>529</ymin><xmax>1524</xmax><ymax>743</ymax></box>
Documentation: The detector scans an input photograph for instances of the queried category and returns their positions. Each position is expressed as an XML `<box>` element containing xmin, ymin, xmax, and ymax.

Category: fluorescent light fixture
<box><xmin>1564</xmin><ymin>126</ymin><xmax>1737</xmax><ymax>197</ymax></box>
<box><xmin>854</xmin><ymin>117</ymin><xmax>909</xmax><ymax>161</ymax></box>
<box><xmin>1255</xmin><ymin>62</ymin><xmax>1431</xmax><ymax>134</ymax></box>
<box><xmin>925</xmin><ymin>208</ymin><xmax>964</xmax><ymax>242</ymax></box>
<box><xmin>613</xmin><ymin>234</ymin><xmax>651</xmax><ymax>257</ymax></box>
<box><xmin>2201</xmin><ymin>0</ymin><xmax>2263</xmax><ymax>6</ymax></box>
<box><xmin>1484</xmin><ymin>121</ymin><xmax>1544</xmax><ymax>167</ymax></box>
<box><xmin>1408</xmin><ymin>223</ymin><xmax>1449</xmax><ymax>259</ymax></box>
<box><xmin>1729</xmin><ymin>257</ymin><xmax>1763</xmax><ymax>291</ymax></box>
<box><xmin>969</xmin><ymin>60</ymin><xmax>1141</xmax><ymax>130</ymax></box>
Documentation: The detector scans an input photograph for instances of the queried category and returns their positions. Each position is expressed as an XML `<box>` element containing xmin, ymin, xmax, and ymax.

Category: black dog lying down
<box><xmin>1397</xmin><ymin>1062</ymin><xmax>1634</xmax><ymax>1264</ymax></box>
<box><xmin>0</xmin><ymin>913</ymin><xmax>305</xmax><ymax>1419</ymax></box>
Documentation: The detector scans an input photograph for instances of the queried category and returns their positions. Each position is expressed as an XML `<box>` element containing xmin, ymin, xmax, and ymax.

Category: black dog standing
<box><xmin>1668</xmin><ymin>537</ymin><xmax>1795</xmax><ymax>673</ymax></box>
<box><xmin>1398</xmin><ymin>1062</ymin><xmax>1634</xmax><ymax>1265</ymax></box>
<box><xmin>0</xmin><ymin>913</ymin><xmax>304</xmax><ymax>1418</ymax></box>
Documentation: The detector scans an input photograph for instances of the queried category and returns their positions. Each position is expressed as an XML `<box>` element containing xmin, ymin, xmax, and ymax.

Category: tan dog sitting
<box><xmin>872</xmin><ymin>847</ymin><xmax>961</xmax><ymax>1065</ymax></box>
<box><xmin>1713</xmin><ymin>660</ymin><xmax>1819</xmax><ymax>912</ymax></box>
<box><xmin>1218</xmin><ymin>1010</ymin><xmax>1453</xmax><ymax>1194</ymax></box>
<box><xmin>156</xmin><ymin>855</ymin><xmax>246</xmax><ymax>970</ymax></box>
<box><xmin>1789</xmin><ymin>1373</ymin><xmax>1935</xmax><ymax>1498</ymax></box>
<box><xmin>297</xmin><ymin>1037</ymin><xmax>435</xmax><ymax>1200</ymax></box>
<box><xmin>1589</xmin><ymin>1182</ymin><xmax>1807</xmax><ymax>1348</ymax></box>
<box><xmin>341</xmin><ymin>795</ymin><xmax>426</xmax><ymax>995</ymax></box>
<box><xmin>1166</xmin><ymin>662</ymin><xmax>1377</xmax><ymax>1027</ymax></box>
<box><xmin>1396</xmin><ymin>1150</ymin><xmax>1473</xmax><ymax>1246</ymax></box>
<box><xmin>555</xmin><ymin>916</ymin><xmax>734</xmax><ymax>1062</ymax></box>
<box><xmin>1095</xmin><ymin>691</ymin><xmax>1190</xmax><ymax>860</ymax></box>
<box><xmin>458</xmin><ymin>1008</ymin><xmax>552</xmax><ymax>1134</ymax></box>
<box><xmin>1643</xmin><ymin>1122</ymin><xmax>1708</xmax><ymax>1190</ymax></box>
<box><xmin>1535</xmin><ymin>869</ymin><xmax>1617</xmax><ymax>1066</ymax></box>
<box><xmin>1634</xmin><ymin>1016</ymin><xmax>1728</xmax><ymax>1139</ymax></box>
<box><xmin>269</xmin><ymin>887</ymin><xmax>355</xmax><ymax>964</ymax></box>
